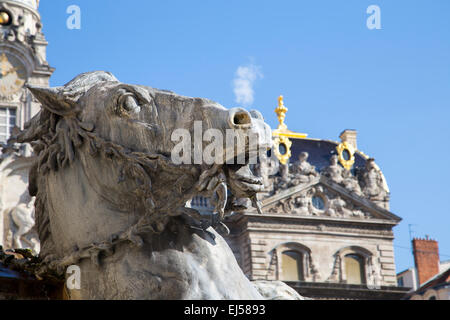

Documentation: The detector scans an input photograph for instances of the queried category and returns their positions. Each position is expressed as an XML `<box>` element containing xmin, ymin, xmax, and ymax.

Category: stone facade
<box><xmin>0</xmin><ymin>0</ymin><xmax>53</xmax><ymax>132</ymax></box>
<box><xmin>226</xmin><ymin>214</ymin><xmax>399</xmax><ymax>286</ymax></box>
<box><xmin>192</xmin><ymin>132</ymin><xmax>407</xmax><ymax>299</ymax></box>
<box><xmin>0</xmin><ymin>0</ymin><xmax>52</xmax><ymax>252</ymax></box>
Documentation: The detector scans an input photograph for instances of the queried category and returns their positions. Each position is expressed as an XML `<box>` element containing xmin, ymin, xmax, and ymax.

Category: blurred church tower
<box><xmin>0</xmin><ymin>0</ymin><xmax>53</xmax><ymax>143</ymax></box>
<box><xmin>0</xmin><ymin>0</ymin><xmax>52</xmax><ymax>252</ymax></box>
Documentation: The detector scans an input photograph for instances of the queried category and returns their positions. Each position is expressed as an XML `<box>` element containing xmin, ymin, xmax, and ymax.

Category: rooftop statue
<box><xmin>323</xmin><ymin>155</ymin><xmax>363</xmax><ymax>197</ymax></box>
<box><xmin>322</xmin><ymin>155</ymin><xmax>344</xmax><ymax>184</ymax></box>
<box><xmin>290</xmin><ymin>152</ymin><xmax>319</xmax><ymax>184</ymax></box>
<box><xmin>359</xmin><ymin>158</ymin><xmax>388</xmax><ymax>203</ymax></box>
<box><xmin>17</xmin><ymin>71</ymin><xmax>273</xmax><ymax>299</ymax></box>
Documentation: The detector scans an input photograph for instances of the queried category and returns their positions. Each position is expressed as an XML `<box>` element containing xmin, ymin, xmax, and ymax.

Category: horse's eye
<box><xmin>118</xmin><ymin>93</ymin><xmax>141</xmax><ymax>115</ymax></box>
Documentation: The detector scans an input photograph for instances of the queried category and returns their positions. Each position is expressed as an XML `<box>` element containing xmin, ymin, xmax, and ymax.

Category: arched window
<box><xmin>274</xmin><ymin>242</ymin><xmax>315</xmax><ymax>282</ymax></box>
<box><xmin>330</xmin><ymin>246</ymin><xmax>374</xmax><ymax>285</ymax></box>
<box><xmin>344</xmin><ymin>254</ymin><xmax>366</xmax><ymax>285</ymax></box>
<box><xmin>281</xmin><ymin>250</ymin><xmax>304</xmax><ymax>281</ymax></box>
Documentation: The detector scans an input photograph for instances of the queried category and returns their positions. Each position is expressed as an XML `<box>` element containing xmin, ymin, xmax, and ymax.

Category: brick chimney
<box><xmin>339</xmin><ymin>129</ymin><xmax>358</xmax><ymax>150</ymax></box>
<box><xmin>412</xmin><ymin>237</ymin><xmax>440</xmax><ymax>285</ymax></box>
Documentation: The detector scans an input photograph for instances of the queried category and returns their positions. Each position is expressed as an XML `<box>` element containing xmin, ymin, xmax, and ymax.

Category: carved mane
<box><xmin>20</xmin><ymin>72</ymin><xmax>122</xmax><ymax>267</ymax></box>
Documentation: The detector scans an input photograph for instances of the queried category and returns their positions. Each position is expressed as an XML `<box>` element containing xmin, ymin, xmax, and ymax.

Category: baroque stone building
<box><xmin>0</xmin><ymin>0</ymin><xmax>52</xmax><ymax>252</ymax></box>
<box><xmin>0</xmin><ymin>0</ymin><xmax>52</xmax><ymax>137</ymax></box>
<box><xmin>192</xmin><ymin>98</ymin><xmax>409</xmax><ymax>300</ymax></box>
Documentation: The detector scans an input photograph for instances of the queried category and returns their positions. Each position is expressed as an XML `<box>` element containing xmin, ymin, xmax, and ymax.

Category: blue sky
<box><xmin>39</xmin><ymin>0</ymin><xmax>450</xmax><ymax>272</ymax></box>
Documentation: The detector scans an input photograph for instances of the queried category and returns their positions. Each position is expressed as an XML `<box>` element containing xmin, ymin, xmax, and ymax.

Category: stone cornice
<box><xmin>226</xmin><ymin>213</ymin><xmax>396</xmax><ymax>240</ymax></box>
<box><xmin>32</xmin><ymin>66</ymin><xmax>54</xmax><ymax>77</ymax></box>
<box><xmin>228</xmin><ymin>212</ymin><xmax>399</xmax><ymax>228</ymax></box>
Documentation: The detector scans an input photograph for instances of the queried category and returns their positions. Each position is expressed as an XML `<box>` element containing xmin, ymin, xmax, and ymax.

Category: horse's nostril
<box><xmin>228</xmin><ymin>108</ymin><xmax>253</xmax><ymax>128</ymax></box>
<box><xmin>233</xmin><ymin>112</ymin><xmax>251</xmax><ymax>126</ymax></box>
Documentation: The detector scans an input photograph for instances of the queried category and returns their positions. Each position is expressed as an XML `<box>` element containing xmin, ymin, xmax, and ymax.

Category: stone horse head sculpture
<box><xmin>18</xmin><ymin>71</ymin><xmax>271</xmax><ymax>299</ymax></box>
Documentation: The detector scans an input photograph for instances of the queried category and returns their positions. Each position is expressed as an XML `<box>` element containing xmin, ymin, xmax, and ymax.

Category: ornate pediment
<box><xmin>255</xmin><ymin>149</ymin><xmax>391</xmax><ymax>213</ymax></box>
<box><xmin>261</xmin><ymin>176</ymin><xmax>400</xmax><ymax>222</ymax></box>
<box><xmin>191</xmin><ymin>151</ymin><xmax>397</xmax><ymax>223</ymax></box>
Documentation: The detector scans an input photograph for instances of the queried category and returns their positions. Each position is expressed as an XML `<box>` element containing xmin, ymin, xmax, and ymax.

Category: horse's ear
<box><xmin>27</xmin><ymin>85</ymin><xmax>77</xmax><ymax>116</ymax></box>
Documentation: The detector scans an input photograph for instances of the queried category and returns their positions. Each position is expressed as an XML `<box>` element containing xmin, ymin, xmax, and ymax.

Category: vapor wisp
<box><xmin>233</xmin><ymin>63</ymin><xmax>263</xmax><ymax>106</ymax></box>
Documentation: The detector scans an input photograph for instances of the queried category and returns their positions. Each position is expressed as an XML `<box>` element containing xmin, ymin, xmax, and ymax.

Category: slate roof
<box><xmin>290</xmin><ymin>138</ymin><xmax>368</xmax><ymax>173</ymax></box>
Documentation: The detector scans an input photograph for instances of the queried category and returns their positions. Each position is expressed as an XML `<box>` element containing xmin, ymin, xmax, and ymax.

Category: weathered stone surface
<box><xmin>17</xmin><ymin>71</ymin><xmax>272</xmax><ymax>300</ymax></box>
<box><xmin>0</xmin><ymin>140</ymin><xmax>39</xmax><ymax>253</ymax></box>
<box><xmin>76</xmin><ymin>220</ymin><xmax>263</xmax><ymax>299</ymax></box>
<box><xmin>252</xmin><ymin>280</ymin><xmax>305</xmax><ymax>300</ymax></box>
<box><xmin>358</xmin><ymin>158</ymin><xmax>389</xmax><ymax>209</ymax></box>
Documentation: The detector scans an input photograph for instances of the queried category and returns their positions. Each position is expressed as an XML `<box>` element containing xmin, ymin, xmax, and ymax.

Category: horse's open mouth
<box><xmin>224</xmin><ymin>154</ymin><xmax>264</xmax><ymax>196</ymax></box>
